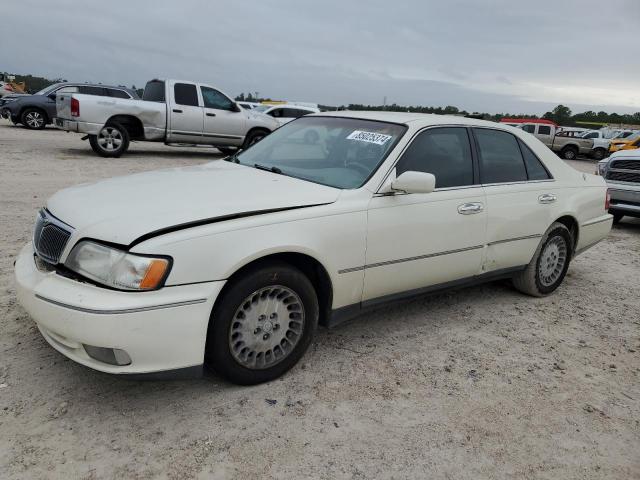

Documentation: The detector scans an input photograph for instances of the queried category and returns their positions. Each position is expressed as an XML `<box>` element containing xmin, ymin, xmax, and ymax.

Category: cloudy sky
<box><xmin>2</xmin><ymin>0</ymin><xmax>638</xmax><ymax>114</ymax></box>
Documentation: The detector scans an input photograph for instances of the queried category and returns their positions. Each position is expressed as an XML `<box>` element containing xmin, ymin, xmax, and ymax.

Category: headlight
<box><xmin>597</xmin><ymin>163</ymin><xmax>607</xmax><ymax>175</ymax></box>
<box><xmin>65</xmin><ymin>241</ymin><xmax>171</xmax><ymax>291</ymax></box>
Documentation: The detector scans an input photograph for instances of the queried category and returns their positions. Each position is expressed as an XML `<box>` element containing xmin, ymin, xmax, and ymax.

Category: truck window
<box><xmin>522</xmin><ymin>124</ymin><xmax>535</xmax><ymax>134</ymax></box>
<box><xmin>200</xmin><ymin>86</ymin><xmax>234</xmax><ymax>111</ymax></box>
<box><xmin>143</xmin><ymin>81</ymin><xmax>166</xmax><ymax>102</ymax></box>
<box><xmin>474</xmin><ymin>128</ymin><xmax>528</xmax><ymax>184</ymax></box>
<box><xmin>537</xmin><ymin>125</ymin><xmax>551</xmax><ymax>135</ymax></box>
<box><xmin>174</xmin><ymin>83</ymin><xmax>199</xmax><ymax>107</ymax></box>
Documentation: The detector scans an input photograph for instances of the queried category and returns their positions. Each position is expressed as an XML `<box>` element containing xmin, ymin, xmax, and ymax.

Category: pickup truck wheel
<box><xmin>611</xmin><ymin>212</ymin><xmax>624</xmax><ymax>224</ymax></box>
<box><xmin>21</xmin><ymin>108</ymin><xmax>47</xmax><ymax>130</ymax></box>
<box><xmin>89</xmin><ymin>123</ymin><xmax>130</xmax><ymax>157</ymax></box>
<box><xmin>242</xmin><ymin>129</ymin><xmax>268</xmax><ymax>149</ymax></box>
<box><xmin>512</xmin><ymin>222</ymin><xmax>572</xmax><ymax>297</ymax></box>
<box><xmin>205</xmin><ymin>262</ymin><xmax>318</xmax><ymax>385</ymax></box>
<box><xmin>560</xmin><ymin>146</ymin><xmax>578</xmax><ymax>160</ymax></box>
<box><xmin>592</xmin><ymin>148</ymin><xmax>606</xmax><ymax>160</ymax></box>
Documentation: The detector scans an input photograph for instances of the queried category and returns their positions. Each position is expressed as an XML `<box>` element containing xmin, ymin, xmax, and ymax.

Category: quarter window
<box><xmin>78</xmin><ymin>86</ymin><xmax>107</xmax><ymax>96</ymax></box>
<box><xmin>200</xmin><ymin>86</ymin><xmax>234</xmax><ymax>111</ymax></box>
<box><xmin>474</xmin><ymin>128</ymin><xmax>528</xmax><ymax>183</ymax></box>
<box><xmin>395</xmin><ymin>127</ymin><xmax>474</xmax><ymax>188</ymax></box>
<box><xmin>518</xmin><ymin>139</ymin><xmax>551</xmax><ymax>180</ymax></box>
<box><xmin>537</xmin><ymin>125</ymin><xmax>551</xmax><ymax>135</ymax></box>
<box><xmin>108</xmin><ymin>89</ymin><xmax>131</xmax><ymax>99</ymax></box>
<box><xmin>174</xmin><ymin>83</ymin><xmax>199</xmax><ymax>106</ymax></box>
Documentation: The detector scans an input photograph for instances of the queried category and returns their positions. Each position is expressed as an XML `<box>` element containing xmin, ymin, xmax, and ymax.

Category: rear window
<box><xmin>174</xmin><ymin>83</ymin><xmax>199</xmax><ymax>107</ymax></box>
<box><xmin>143</xmin><ymin>81</ymin><xmax>165</xmax><ymax>102</ymax></box>
<box><xmin>108</xmin><ymin>89</ymin><xmax>131</xmax><ymax>99</ymax></box>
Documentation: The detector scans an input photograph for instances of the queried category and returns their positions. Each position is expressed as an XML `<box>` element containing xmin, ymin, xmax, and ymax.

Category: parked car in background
<box><xmin>252</xmin><ymin>104</ymin><xmax>320</xmax><ymax>125</ymax></box>
<box><xmin>514</xmin><ymin>121</ymin><xmax>595</xmax><ymax>160</ymax></box>
<box><xmin>597</xmin><ymin>149</ymin><xmax>640</xmax><ymax>223</ymax></box>
<box><xmin>237</xmin><ymin>101</ymin><xmax>261</xmax><ymax>110</ymax></box>
<box><xmin>3</xmin><ymin>83</ymin><xmax>138</xmax><ymax>130</ymax></box>
<box><xmin>609</xmin><ymin>131</ymin><xmax>640</xmax><ymax>154</ymax></box>
<box><xmin>579</xmin><ymin>130</ymin><xmax>613</xmax><ymax>160</ymax></box>
<box><xmin>15</xmin><ymin>112</ymin><xmax>612</xmax><ymax>384</ymax></box>
<box><xmin>54</xmin><ymin>78</ymin><xmax>279</xmax><ymax>157</ymax></box>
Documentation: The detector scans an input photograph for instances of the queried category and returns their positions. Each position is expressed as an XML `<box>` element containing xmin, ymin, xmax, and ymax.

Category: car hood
<box><xmin>46</xmin><ymin>161</ymin><xmax>340</xmax><ymax>246</ymax></box>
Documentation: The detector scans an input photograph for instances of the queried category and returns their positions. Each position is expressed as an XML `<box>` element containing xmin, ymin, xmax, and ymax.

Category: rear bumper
<box><xmin>15</xmin><ymin>243</ymin><xmax>225</xmax><ymax>376</ymax></box>
<box><xmin>576</xmin><ymin>214</ymin><xmax>613</xmax><ymax>255</ymax></box>
<box><xmin>608</xmin><ymin>185</ymin><xmax>640</xmax><ymax>217</ymax></box>
<box><xmin>53</xmin><ymin>118</ymin><xmax>102</xmax><ymax>135</ymax></box>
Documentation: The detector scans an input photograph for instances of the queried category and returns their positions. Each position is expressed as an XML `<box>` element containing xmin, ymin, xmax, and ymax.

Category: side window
<box><xmin>518</xmin><ymin>139</ymin><xmax>551</xmax><ymax>180</ymax></box>
<box><xmin>474</xmin><ymin>128</ymin><xmax>527</xmax><ymax>183</ymax></box>
<box><xmin>584</xmin><ymin>132</ymin><xmax>598</xmax><ymax>139</ymax></box>
<box><xmin>78</xmin><ymin>86</ymin><xmax>107</xmax><ymax>96</ymax></box>
<box><xmin>200</xmin><ymin>86</ymin><xmax>234</xmax><ymax>111</ymax></box>
<box><xmin>522</xmin><ymin>124</ymin><xmax>535</xmax><ymax>134</ymax></box>
<box><xmin>395</xmin><ymin>127</ymin><xmax>474</xmax><ymax>189</ymax></box>
<box><xmin>174</xmin><ymin>83</ymin><xmax>199</xmax><ymax>106</ymax></box>
<box><xmin>108</xmin><ymin>89</ymin><xmax>131</xmax><ymax>99</ymax></box>
<box><xmin>537</xmin><ymin>125</ymin><xmax>551</xmax><ymax>135</ymax></box>
<box><xmin>269</xmin><ymin>108</ymin><xmax>284</xmax><ymax>118</ymax></box>
<box><xmin>56</xmin><ymin>86</ymin><xmax>79</xmax><ymax>94</ymax></box>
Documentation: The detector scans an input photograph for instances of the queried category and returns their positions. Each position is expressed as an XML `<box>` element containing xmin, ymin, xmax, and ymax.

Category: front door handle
<box><xmin>206</xmin><ymin>112</ymin><xmax>216</xmax><ymax>117</ymax></box>
<box><xmin>458</xmin><ymin>202</ymin><xmax>484</xmax><ymax>215</ymax></box>
<box><xmin>538</xmin><ymin>193</ymin><xmax>557</xmax><ymax>204</ymax></box>
<box><xmin>172</xmin><ymin>109</ymin><xmax>183</xmax><ymax>113</ymax></box>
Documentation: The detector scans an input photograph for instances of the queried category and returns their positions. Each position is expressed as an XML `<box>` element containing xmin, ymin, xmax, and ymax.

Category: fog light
<box><xmin>83</xmin><ymin>345</ymin><xmax>131</xmax><ymax>366</ymax></box>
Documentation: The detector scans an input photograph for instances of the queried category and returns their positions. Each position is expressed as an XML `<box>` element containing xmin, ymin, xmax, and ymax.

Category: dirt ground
<box><xmin>1</xmin><ymin>120</ymin><xmax>639</xmax><ymax>480</ymax></box>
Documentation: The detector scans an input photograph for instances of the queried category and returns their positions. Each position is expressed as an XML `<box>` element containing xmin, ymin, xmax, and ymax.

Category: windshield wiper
<box><xmin>254</xmin><ymin>163</ymin><xmax>282</xmax><ymax>174</ymax></box>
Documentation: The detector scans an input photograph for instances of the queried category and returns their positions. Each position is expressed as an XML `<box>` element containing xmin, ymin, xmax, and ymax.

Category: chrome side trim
<box><xmin>581</xmin><ymin>216</ymin><xmax>614</xmax><ymax>227</ymax></box>
<box><xmin>338</xmin><ymin>245</ymin><xmax>483</xmax><ymax>274</ymax></box>
<box><xmin>487</xmin><ymin>234</ymin><xmax>543</xmax><ymax>246</ymax></box>
<box><xmin>34</xmin><ymin>295</ymin><xmax>207</xmax><ymax>315</ymax></box>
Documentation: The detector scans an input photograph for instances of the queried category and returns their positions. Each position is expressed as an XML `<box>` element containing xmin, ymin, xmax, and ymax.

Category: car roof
<box><xmin>311</xmin><ymin>110</ymin><xmax>503</xmax><ymax>128</ymax></box>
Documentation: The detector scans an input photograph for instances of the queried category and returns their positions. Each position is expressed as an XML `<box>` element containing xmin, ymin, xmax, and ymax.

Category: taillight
<box><xmin>605</xmin><ymin>189</ymin><xmax>611</xmax><ymax>210</ymax></box>
<box><xmin>70</xmin><ymin>97</ymin><xmax>80</xmax><ymax>117</ymax></box>
<box><xmin>3</xmin><ymin>84</ymin><xmax>12</xmax><ymax>91</ymax></box>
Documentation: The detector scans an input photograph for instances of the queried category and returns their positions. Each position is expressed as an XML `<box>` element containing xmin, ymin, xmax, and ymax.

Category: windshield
<box><xmin>34</xmin><ymin>83</ymin><xmax>61</xmax><ymax>96</ymax></box>
<box><xmin>620</xmin><ymin>132</ymin><xmax>640</xmax><ymax>142</ymax></box>
<box><xmin>232</xmin><ymin>116</ymin><xmax>407</xmax><ymax>189</ymax></box>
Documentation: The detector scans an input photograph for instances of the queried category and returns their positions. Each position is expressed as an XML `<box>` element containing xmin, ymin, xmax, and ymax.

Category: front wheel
<box><xmin>217</xmin><ymin>147</ymin><xmax>238</xmax><ymax>156</ymax></box>
<box><xmin>611</xmin><ymin>212</ymin><xmax>624</xmax><ymax>224</ymax></box>
<box><xmin>512</xmin><ymin>222</ymin><xmax>573</xmax><ymax>297</ymax></box>
<box><xmin>242</xmin><ymin>129</ymin><xmax>269</xmax><ymax>150</ymax></box>
<box><xmin>21</xmin><ymin>108</ymin><xmax>47</xmax><ymax>129</ymax></box>
<box><xmin>89</xmin><ymin>123</ymin><xmax>130</xmax><ymax>157</ymax></box>
<box><xmin>205</xmin><ymin>262</ymin><xmax>318</xmax><ymax>385</ymax></box>
<box><xmin>592</xmin><ymin>148</ymin><xmax>606</xmax><ymax>161</ymax></box>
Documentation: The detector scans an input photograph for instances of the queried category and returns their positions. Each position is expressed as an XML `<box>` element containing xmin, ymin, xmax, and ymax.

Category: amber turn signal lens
<box><xmin>139</xmin><ymin>259</ymin><xmax>169</xmax><ymax>289</ymax></box>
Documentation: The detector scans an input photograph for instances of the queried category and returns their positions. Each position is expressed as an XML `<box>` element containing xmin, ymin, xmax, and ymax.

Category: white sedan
<box><xmin>15</xmin><ymin>112</ymin><xmax>612</xmax><ymax>384</ymax></box>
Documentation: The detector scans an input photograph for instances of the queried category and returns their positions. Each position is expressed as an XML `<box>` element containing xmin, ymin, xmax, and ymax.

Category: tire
<box><xmin>242</xmin><ymin>129</ymin><xmax>269</xmax><ymax>150</ymax></box>
<box><xmin>592</xmin><ymin>148</ymin><xmax>606</xmax><ymax>161</ymax></box>
<box><xmin>205</xmin><ymin>262</ymin><xmax>319</xmax><ymax>385</ymax></box>
<box><xmin>512</xmin><ymin>222</ymin><xmax>573</xmax><ymax>297</ymax></box>
<box><xmin>560</xmin><ymin>146</ymin><xmax>578</xmax><ymax>160</ymax></box>
<box><xmin>217</xmin><ymin>147</ymin><xmax>237</xmax><ymax>156</ymax></box>
<box><xmin>21</xmin><ymin>108</ymin><xmax>47</xmax><ymax>130</ymax></box>
<box><xmin>611</xmin><ymin>212</ymin><xmax>624</xmax><ymax>224</ymax></box>
<box><xmin>89</xmin><ymin>123</ymin><xmax>130</xmax><ymax>157</ymax></box>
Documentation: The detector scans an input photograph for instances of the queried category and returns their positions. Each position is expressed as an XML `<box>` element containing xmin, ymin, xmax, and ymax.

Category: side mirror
<box><xmin>231</xmin><ymin>103</ymin><xmax>242</xmax><ymax>112</ymax></box>
<box><xmin>391</xmin><ymin>171</ymin><xmax>436</xmax><ymax>194</ymax></box>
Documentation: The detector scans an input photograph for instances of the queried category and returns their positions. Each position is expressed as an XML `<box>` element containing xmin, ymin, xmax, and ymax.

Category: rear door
<box><xmin>167</xmin><ymin>81</ymin><xmax>203</xmax><ymax>143</ymax></box>
<box><xmin>200</xmin><ymin>85</ymin><xmax>246</xmax><ymax>146</ymax></box>
<box><xmin>474</xmin><ymin>127</ymin><xmax>555</xmax><ymax>272</ymax></box>
<box><xmin>535</xmin><ymin>124</ymin><xmax>554</xmax><ymax>147</ymax></box>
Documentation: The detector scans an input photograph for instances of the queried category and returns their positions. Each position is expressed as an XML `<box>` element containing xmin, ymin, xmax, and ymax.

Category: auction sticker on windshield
<box><xmin>347</xmin><ymin>130</ymin><xmax>393</xmax><ymax>145</ymax></box>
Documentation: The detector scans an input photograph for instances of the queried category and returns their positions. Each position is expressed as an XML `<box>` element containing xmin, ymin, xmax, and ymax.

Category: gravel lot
<box><xmin>1</xmin><ymin>120</ymin><xmax>639</xmax><ymax>480</ymax></box>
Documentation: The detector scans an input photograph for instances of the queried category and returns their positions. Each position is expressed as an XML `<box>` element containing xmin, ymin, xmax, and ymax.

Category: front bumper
<box><xmin>53</xmin><ymin>118</ymin><xmax>102</xmax><ymax>135</ymax></box>
<box><xmin>15</xmin><ymin>243</ymin><xmax>224</xmax><ymax>376</ymax></box>
<box><xmin>608</xmin><ymin>184</ymin><xmax>640</xmax><ymax>218</ymax></box>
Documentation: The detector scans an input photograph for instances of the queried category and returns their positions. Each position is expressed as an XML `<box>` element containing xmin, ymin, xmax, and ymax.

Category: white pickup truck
<box><xmin>54</xmin><ymin>79</ymin><xmax>279</xmax><ymax>157</ymax></box>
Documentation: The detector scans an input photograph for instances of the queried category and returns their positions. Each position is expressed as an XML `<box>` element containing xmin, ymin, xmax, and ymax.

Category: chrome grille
<box><xmin>33</xmin><ymin>209</ymin><xmax>73</xmax><ymax>264</ymax></box>
<box><xmin>610</xmin><ymin>160</ymin><xmax>640</xmax><ymax>171</ymax></box>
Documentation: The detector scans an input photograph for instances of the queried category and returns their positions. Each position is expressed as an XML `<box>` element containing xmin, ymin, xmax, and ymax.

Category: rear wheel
<box><xmin>242</xmin><ymin>129</ymin><xmax>269</xmax><ymax>150</ymax></box>
<box><xmin>512</xmin><ymin>222</ymin><xmax>573</xmax><ymax>297</ymax></box>
<box><xmin>205</xmin><ymin>262</ymin><xmax>318</xmax><ymax>385</ymax></box>
<box><xmin>89</xmin><ymin>123</ymin><xmax>130</xmax><ymax>157</ymax></box>
<box><xmin>560</xmin><ymin>146</ymin><xmax>578</xmax><ymax>160</ymax></box>
<box><xmin>21</xmin><ymin>108</ymin><xmax>47</xmax><ymax>130</ymax></box>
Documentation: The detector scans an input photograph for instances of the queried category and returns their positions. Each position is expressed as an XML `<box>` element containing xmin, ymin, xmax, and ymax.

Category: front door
<box><xmin>200</xmin><ymin>85</ymin><xmax>246</xmax><ymax>147</ymax></box>
<box><xmin>167</xmin><ymin>81</ymin><xmax>203</xmax><ymax>143</ymax></box>
<box><xmin>363</xmin><ymin>127</ymin><xmax>487</xmax><ymax>303</ymax></box>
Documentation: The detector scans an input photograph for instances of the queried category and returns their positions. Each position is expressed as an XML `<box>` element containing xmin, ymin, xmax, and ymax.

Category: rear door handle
<box><xmin>458</xmin><ymin>202</ymin><xmax>484</xmax><ymax>215</ymax></box>
<box><xmin>206</xmin><ymin>112</ymin><xmax>216</xmax><ymax>117</ymax></box>
<box><xmin>538</xmin><ymin>193</ymin><xmax>557</xmax><ymax>204</ymax></box>
<box><xmin>172</xmin><ymin>109</ymin><xmax>183</xmax><ymax>113</ymax></box>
